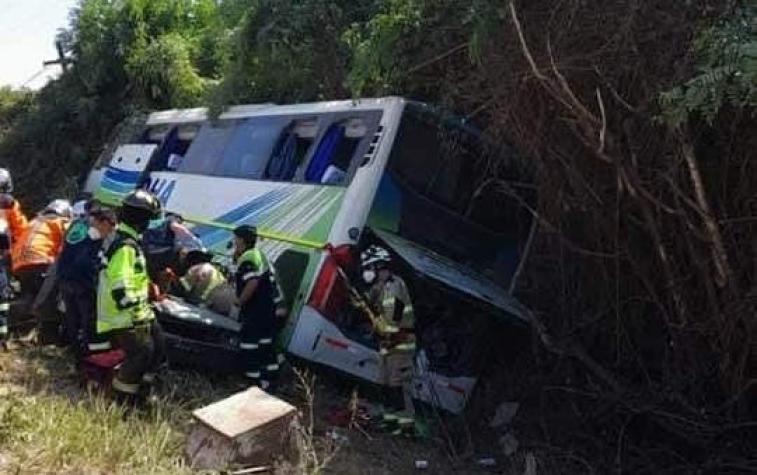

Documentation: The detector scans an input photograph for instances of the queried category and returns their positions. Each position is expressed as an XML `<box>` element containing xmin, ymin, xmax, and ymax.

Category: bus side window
<box><xmin>304</xmin><ymin>118</ymin><xmax>368</xmax><ymax>186</ymax></box>
<box><xmin>148</xmin><ymin>124</ymin><xmax>198</xmax><ymax>173</ymax></box>
<box><xmin>179</xmin><ymin>120</ymin><xmax>237</xmax><ymax>175</ymax></box>
<box><xmin>214</xmin><ymin>117</ymin><xmax>291</xmax><ymax>179</ymax></box>
<box><xmin>265</xmin><ymin>118</ymin><xmax>318</xmax><ymax>181</ymax></box>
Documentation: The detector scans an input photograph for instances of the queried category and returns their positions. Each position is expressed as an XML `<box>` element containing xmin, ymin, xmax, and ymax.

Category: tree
<box><xmin>0</xmin><ymin>0</ymin><xmax>225</xmax><ymax>208</ymax></box>
<box><xmin>660</xmin><ymin>5</ymin><xmax>757</xmax><ymax>126</ymax></box>
<box><xmin>210</xmin><ymin>0</ymin><xmax>380</xmax><ymax>107</ymax></box>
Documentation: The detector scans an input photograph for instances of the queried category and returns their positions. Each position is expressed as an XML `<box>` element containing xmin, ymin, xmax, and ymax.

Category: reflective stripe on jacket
<box><xmin>235</xmin><ymin>247</ymin><xmax>275</xmax><ymax>323</ymax></box>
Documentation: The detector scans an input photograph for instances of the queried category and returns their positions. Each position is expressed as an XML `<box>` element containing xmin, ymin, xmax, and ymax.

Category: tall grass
<box><xmin>0</xmin><ymin>391</ymin><xmax>191</xmax><ymax>474</ymax></box>
<box><xmin>0</xmin><ymin>346</ymin><xmax>222</xmax><ymax>474</ymax></box>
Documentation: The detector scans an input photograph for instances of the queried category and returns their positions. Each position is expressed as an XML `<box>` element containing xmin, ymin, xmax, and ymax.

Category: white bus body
<box><xmin>83</xmin><ymin>97</ymin><xmax>533</xmax><ymax>413</ymax></box>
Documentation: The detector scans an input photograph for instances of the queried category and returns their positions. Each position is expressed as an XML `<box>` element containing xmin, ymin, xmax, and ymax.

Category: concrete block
<box><xmin>186</xmin><ymin>387</ymin><xmax>300</xmax><ymax>470</ymax></box>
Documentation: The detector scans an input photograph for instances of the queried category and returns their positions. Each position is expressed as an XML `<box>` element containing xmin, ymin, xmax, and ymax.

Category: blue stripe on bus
<box><xmin>100</xmin><ymin>176</ymin><xmax>135</xmax><ymax>194</ymax></box>
<box><xmin>193</xmin><ymin>188</ymin><xmax>292</xmax><ymax>248</ymax></box>
<box><xmin>104</xmin><ymin>166</ymin><xmax>141</xmax><ymax>184</ymax></box>
<box><xmin>194</xmin><ymin>189</ymin><xmax>286</xmax><ymax>244</ymax></box>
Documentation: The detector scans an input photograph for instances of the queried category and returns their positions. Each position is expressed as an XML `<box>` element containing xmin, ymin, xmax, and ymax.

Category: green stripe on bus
<box><xmin>180</xmin><ymin>214</ymin><xmax>326</xmax><ymax>250</ymax></box>
<box><xmin>94</xmin><ymin>189</ymin><xmax>327</xmax><ymax>250</ymax></box>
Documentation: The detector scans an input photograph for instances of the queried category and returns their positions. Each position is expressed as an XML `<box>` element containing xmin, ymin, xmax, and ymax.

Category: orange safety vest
<box><xmin>0</xmin><ymin>199</ymin><xmax>29</xmax><ymax>251</ymax></box>
<box><xmin>11</xmin><ymin>215</ymin><xmax>68</xmax><ymax>272</ymax></box>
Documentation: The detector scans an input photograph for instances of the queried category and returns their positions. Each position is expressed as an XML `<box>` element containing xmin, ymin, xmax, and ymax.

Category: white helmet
<box><xmin>0</xmin><ymin>168</ymin><xmax>12</xmax><ymax>193</ymax></box>
<box><xmin>361</xmin><ymin>245</ymin><xmax>392</xmax><ymax>268</ymax></box>
<box><xmin>44</xmin><ymin>199</ymin><xmax>72</xmax><ymax>218</ymax></box>
<box><xmin>72</xmin><ymin>200</ymin><xmax>89</xmax><ymax>219</ymax></box>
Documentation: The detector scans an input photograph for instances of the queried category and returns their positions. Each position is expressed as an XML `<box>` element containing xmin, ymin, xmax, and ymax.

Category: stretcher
<box><xmin>153</xmin><ymin>297</ymin><xmax>245</xmax><ymax>373</ymax></box>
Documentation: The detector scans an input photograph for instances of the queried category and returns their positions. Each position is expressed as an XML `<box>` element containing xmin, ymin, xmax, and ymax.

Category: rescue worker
<box><xmin>360</xmin><ymin>245</ymin><xmax>415</xmax><ymax>337</ymax></box>
<box><xmin>12</xmin><ymin>199</ymin><xmax>70</xmax><ymax>296</ymax></box>
<box><xmin>12</xmin><ymin>199</ymin><xmax>70</xmax><ymax>341</ymax></box>
<box><xmin>96</xmin><ymin>190</ymin><xmax>164</xmax><ymax>403</ymax></box>
<box><xmin>0</xmin><ymin>168</ymin><xmax>27</xmax><ymax>342</ymax></box>
<box><xmin>142</xmin><ymin>210</ymin><xmax>203</xmax><ymax>290</ymax></box>
<box><xmin>231</xmin><ymin>225</ymin><xmax>279</xmax><ymax>389</ymax></box>
<box><xmin>56</xmin><ymin>201</ymin><xmax>114</xmax><ymax>360</ymax></box>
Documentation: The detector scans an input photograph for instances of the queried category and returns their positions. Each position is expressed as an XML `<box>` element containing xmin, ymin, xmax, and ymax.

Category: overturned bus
<box><xmin>82</xmin><ymin>97</ymin><xmax>536</xmax><ymax>413</ymax></box>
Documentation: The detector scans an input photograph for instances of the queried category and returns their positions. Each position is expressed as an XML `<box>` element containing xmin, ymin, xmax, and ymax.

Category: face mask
<box><xmin>362</xmin><ymin>269</ymin><xmax>376</xmax><ymax>284</ymax></box>
<box><xmin>87</xmin><ymin>227</ymin><xmax>102</xmax><ymax>241</ymax></box>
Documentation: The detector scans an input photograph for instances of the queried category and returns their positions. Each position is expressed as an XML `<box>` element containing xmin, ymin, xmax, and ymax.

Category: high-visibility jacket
<box><xmin>96</xmin><ymin>223</ymin><xmax>154</xmax><ymax>335</ymax></box>
<box><xmin>232</xmin><ymin>249</ymin><xmax>284</xmax><ymax>307</ymax></box>
<box><xmin>11</xmin><ymin>214</ymin><xmax>67</xmax><ymax>272</ymax></box>
<box><xmin>0</xmin><ymin>197</ymin><xmax>28</xmax><ymax>252</ymax></box>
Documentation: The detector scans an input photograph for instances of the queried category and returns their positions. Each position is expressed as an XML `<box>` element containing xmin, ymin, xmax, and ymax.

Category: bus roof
<box><xmin>145</xmin><ymin>97</ymin><xmax>407</xmax><ymax>126</ymax></box>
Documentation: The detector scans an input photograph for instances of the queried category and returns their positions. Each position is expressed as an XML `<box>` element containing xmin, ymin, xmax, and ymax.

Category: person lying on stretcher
<box><xmin>168</xmin><ymin>249</ymin><xmax>237</xmax><ymax>316</ymax></box>
<box><xmin>165</xmin><ymin>247</ymin><xmax>288</xmax><ymax>325</ymax></box>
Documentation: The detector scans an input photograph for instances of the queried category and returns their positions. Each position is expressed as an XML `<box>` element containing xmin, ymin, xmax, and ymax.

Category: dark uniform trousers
<box><xmin>110</xmin><ymin>321</ymin><xmax>166</xmax><ymax>394</ymax></box>
<box><xmin>0</xmin><ymin>258</ymin><xmax>11</xmax><ymax>342</ymax></box>
<box><xmin>239</xmin><ymin>312</ymin><xmax>279</xmax><ymax>387</ymax></box>
<box><xmin>60</xmin><ymin>280</ymin><xmax>95</xmax><ymax>359</ymax></box>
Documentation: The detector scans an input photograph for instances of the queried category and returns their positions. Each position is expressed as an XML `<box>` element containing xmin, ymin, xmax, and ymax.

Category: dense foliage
<box><xmin>660</xmin><ymin>4</ymin><xmax>757</xmax><ymax>126</ymax></box>
<box><xmin>0</xmin><ymin>0</ymin><xmax>755</xmax><ymax>472</ymax></box>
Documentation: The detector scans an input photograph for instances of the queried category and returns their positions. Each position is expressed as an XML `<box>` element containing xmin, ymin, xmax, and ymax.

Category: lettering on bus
<box><xmin>147</xmin><ymin>177</ymin><xmax>177</xmax><ymax>204</ymax></box>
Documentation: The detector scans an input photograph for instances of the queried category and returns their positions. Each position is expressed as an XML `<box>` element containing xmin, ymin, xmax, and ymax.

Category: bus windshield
<box><xmin>377</xmin><ymin>103</ymin><xmax>535</xmax><ymax>287</ymax></box>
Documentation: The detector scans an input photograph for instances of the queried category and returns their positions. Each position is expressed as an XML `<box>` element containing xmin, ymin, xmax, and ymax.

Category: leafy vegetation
<box><xmin>0</xmin><ymin>0</ymin><xmax>756</xmax><ymax>472</ymax></box>
<box><xmin>660</xmin><ymin>5</ymin><xmax>757</xmax><ymax>126</ymax></box>
<box><xmin>210</xmin><ymin>0</ymin><xmax>381</xmax><ymax>106</ymax></box>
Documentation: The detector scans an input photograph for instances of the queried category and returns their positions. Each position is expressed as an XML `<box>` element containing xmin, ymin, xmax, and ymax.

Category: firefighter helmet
<box><xmin>361</xmin><ymin>245</ymin><xmax>392</xmax><ymax>268</ymax></box>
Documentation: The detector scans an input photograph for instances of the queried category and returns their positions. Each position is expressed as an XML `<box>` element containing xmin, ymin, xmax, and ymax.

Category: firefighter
<box><xmin>231</xmin><ymin>225</ymin><xmax>278</xmax><ymax>389</ymax></box>
<box><xmin>96</xmin><ymin>190</ymin><xmax>164</xmax><ymax>403</ymax></box>
<box><xmin>56</xmin><ymin>201</ymin><xmax>115</xmax><ymax>360</ymax></box>
<box><xmin>0</xmin><ymin>168</ymin><xmax>27</xmax><ymax>342</ymax></box>
<box><xmin>360</xmin><ymin>245</ymin><xmax>415</xmax><ymax>336</ymax></box>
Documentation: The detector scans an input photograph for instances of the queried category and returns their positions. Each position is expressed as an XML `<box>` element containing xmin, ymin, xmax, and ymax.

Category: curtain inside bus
<box><xmin>265</xmin><ymin>125</ymin><xmax>299</xmax><ymax>180</ymax></box>
<box><xmin>305</xmin><ymin>124</ymin><xmax>345</xmax><ymax>183</ymax></box>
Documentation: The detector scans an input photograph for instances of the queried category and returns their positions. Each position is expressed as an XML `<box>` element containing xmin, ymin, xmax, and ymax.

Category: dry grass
<box><xmin>0</xmin><ymin>344</ymin><xmax>476</xmax><ymax>475</ymax></box>
<box><xmin>0</xmin><ymin>344</ymin><xmax>228</xmax><ymax>475</ymax></box>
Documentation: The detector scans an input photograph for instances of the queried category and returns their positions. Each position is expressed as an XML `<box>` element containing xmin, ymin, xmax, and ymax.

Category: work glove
<box><xmin>0</xmin><ymin>194</ymin><xmax>14</xmax><ymax>209</ymax></box>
